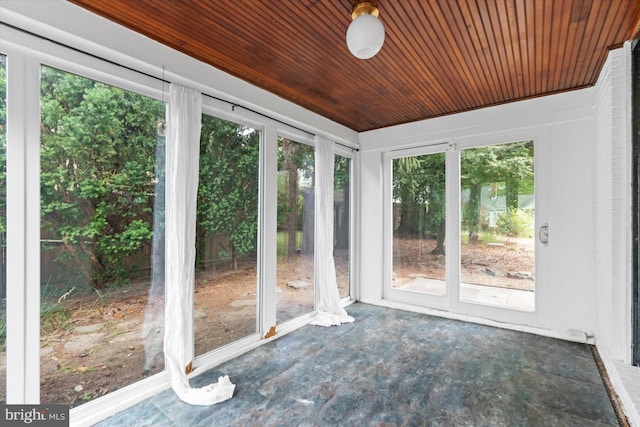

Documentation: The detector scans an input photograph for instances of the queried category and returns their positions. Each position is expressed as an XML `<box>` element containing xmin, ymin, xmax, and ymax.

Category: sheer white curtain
<box><xmin>164</xmin><ymin>83</ymin><xmax>235</xmax><ymax>405</ymax></box>
<box><xmin>311</xmin><ymin>136</ymin><xmax>354</xmax><ymax>327</ymax></box>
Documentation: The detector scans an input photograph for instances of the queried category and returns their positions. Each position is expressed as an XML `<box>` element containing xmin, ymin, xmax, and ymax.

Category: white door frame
<box><xmin>382</xmin><ymin>129</ymin><xmax>551</xmax><ymax>328</ymax></box>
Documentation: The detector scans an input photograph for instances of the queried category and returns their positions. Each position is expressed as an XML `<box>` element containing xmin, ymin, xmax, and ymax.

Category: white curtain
<box><xmin>164</xmin><ymin>83</ymin><xmax>235</xmax><ymax>405</ymax></box>
<box><xmin>311</xmin><ymin>136</ymin><xmax>354</xmax><ymax>327</ymax></box>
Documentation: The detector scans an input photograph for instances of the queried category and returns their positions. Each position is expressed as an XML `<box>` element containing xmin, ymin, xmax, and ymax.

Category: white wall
<box><xmin>359</xmin><ymin>88</ymin><xmax>597</xmax><ymax>337</ymax></box>
<box><xmin>594</xmin><ymin>46</ymin><xmax>633</xmax><ymax>362</ymax></box>
<box><xmin>594</xmin><ymin>43</ymin><xmax>640</xmax><ymax>425</ymax></box>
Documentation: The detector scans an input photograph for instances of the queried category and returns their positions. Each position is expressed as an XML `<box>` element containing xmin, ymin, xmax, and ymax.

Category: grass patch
<box><xmin>276</xmin><ymin>230</ymin><xmax>302</xmax><ymax>257</ymax></box>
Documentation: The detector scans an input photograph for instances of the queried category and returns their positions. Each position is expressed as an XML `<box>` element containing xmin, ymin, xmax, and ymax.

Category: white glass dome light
<box><xmin>346</xmin><ymin>2</ymin><xmax>385</xmax><ymax>60</ymax></box>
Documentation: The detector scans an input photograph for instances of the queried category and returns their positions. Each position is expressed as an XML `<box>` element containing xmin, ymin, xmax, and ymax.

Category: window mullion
<box><xmin>6</xmin><ymin>51</ymin><xmax>41</xmax><ymax>404</ymax></box>
<box><xmin>261</xmin><ymin>126</ymin><xmax>278</xmax><ymax>334</ymax></box>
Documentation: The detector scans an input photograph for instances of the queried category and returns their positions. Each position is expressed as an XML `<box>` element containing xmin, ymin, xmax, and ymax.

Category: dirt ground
<box><xmin>0</xmin><ymin>254</ymin><xmax>349</xmax><ymax>408</ymax></box>
<box><xmin>393</xmin><ymin>236</ymin><xmax>535</xmax><ymax>291</ymax></box>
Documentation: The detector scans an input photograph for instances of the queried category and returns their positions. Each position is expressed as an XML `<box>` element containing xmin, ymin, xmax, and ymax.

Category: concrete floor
<box><xmin>96</xmin><ymin>303</ymin><xmax>619</xmax><ymax>426</ymax></box>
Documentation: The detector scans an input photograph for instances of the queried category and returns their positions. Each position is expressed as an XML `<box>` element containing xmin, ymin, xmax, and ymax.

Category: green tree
<box><xmin>276</xmin><ymin>139</ymin><xmax>314</xmax><ymax>256</ymax></box>
<box><xmin>461</xmin><ymin>147</ymin><xmax>498</xmax><ymax>241</ymax></box>
<box><xmin>197</xmin><ymin>115</ymin><xmax>259</xmax><ymax>270</ymax></box>
<box><xmin>461</xmin><ymin>142</ymin><xmax>533</xmax><ymax>240</ymax></box>
<box><xmin>392</xmin><ymin>153</ymin><xmax>446</xmax><ymax>252</ymax></box>
<box><xmin>281</xmin><ymin>138</ymin><xmax>301</xmax><ymax>256</ymax></box>
<box><xmin>394</xmin><ymin>156</ymin><xmax>422</xmax><ymax>236</ymax></box>
<box><xmin>334</xmin><ymin>155</ymin><xmax>350</xmax><ymax>250</ymax></box>
<box><xmin>495</xmin><ymin>141</ymin><xmax>534</xmax><ymax>210</ymax></box>
<box><xmin>40</xmin><ymin>66</ymin><xmax>163</xmax><ymax>287</ymax></box>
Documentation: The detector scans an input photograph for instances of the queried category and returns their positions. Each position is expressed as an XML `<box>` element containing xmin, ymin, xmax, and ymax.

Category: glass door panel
<box><xmin>276</xmin><ymin>138</ymin><xmax>315</xmax><ymax>323</ymax></box>
<box><xmin>459</xmin><ymin>141</ymin><xmax>535</xmax><ymax>311</ymax></box>
<box><xmin>391</xmin><ymin>152</ymin><xmax>446</xmax><ymax>296</ymax></box>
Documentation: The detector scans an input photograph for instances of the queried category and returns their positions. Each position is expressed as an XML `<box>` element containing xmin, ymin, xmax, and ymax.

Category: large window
<box><xmin>39</xmin><ymin>66</ymin><xmax>165</xmax><ymax>407</ymax></box>
<box><xmin>0</xmin><ymin>54</ymin><xmax>6</xmax><ymax>404</ymax></box>
<box><xmin>1</xmin><ymin>32</ymin><xmax>357</xmax><ymax>416</ymax></box>
<box><xmin>276</xmin><ymin>138</ymin><xmax>315</xmax><ymax>323</ymax></box>
<box><xmin>194</xmin><ymin>114</ymin><xmax>260</xmax><ymax>356</ymax></box>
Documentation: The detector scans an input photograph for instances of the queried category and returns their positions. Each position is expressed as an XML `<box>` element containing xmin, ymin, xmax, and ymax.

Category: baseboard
<box><xmin>358</xmin><ymin>298</ymin><xmax>594</xmax><ymax>344</ymax></box>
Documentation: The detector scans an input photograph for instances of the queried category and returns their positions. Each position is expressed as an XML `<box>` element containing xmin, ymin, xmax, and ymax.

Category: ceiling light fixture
<box><xmin>346</xmin><ymin>1</ymin><xmax>385</xmax><ymax>60</ymax></box>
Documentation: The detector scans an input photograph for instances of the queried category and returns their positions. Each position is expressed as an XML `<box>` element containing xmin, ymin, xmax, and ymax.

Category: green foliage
<box><xmin>461</xmin><ymin>141</ymin><xmax>534</xmax><ymax>236</ymax></box>
<box><xmin>40</xmin><ymin>281</ymin><xmax>72</xmax><ymax>334</ymax></box>
<box><xmin>392</xmin><ymin>152</ymin><xmax>446</xmax><ymax>239</ymax></box>
<box><xmin>497</xmin><ymin>207</ymin><xmax>534</xmax><ymax>238</ymax></box>
<box><xmin>276</xmin><ymin>138</ymin><xmax>314</xmax><ymax>231</ymax></box>
<box><xmin>197</xmin><ymin>115</ymin><xmax>260</xmax><ymax>267</ymax></box>
<box><xmin>392</xmin><ymin>142</ymin><xmax>534</xmax><ymax>244</ymax></box>
<box><xmin>334</xmin><ymin>155</ymin><xmax>350</xmax><ymax>189</ymax></box>
<box><xmin>276</xmin><ymin>231</ymin><xmax>302</xmax><ymax>257</ymax></box>
<box><xmin>40</xmin><ymin>66</ymin><xmax>163</xmax><ymax>287</ymax></box>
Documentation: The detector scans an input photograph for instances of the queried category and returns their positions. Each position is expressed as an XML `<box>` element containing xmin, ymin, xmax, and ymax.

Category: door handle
<box><xmin>539</xmin><ymin>223</ymin><xmax>549</xmax><ymax>246</ymax></box>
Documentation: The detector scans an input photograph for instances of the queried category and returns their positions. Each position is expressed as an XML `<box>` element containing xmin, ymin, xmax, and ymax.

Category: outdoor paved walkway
<box><xmin>395</xmin><ymin>278</ymin><xmax>535</xmax><ymax>311</ymax></box>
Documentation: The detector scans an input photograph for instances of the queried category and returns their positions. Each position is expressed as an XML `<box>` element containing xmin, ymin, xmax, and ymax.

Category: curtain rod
<box><xmin>1</xmin><ymin>21</ymin><xmax>358</xmax><ymax>152</ymax></box>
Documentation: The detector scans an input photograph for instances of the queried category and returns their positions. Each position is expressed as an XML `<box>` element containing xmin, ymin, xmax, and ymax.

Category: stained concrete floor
<box><xmin>96</xmin><ymin>303</ymin><xmax>619</xmax><ymax>426</ymax></box>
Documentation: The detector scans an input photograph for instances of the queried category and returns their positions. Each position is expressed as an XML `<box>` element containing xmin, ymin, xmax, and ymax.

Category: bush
<box><xmin>497</xmin><ymin>208</ymin><xmax>534</xmax><ymax>238</ymax></box>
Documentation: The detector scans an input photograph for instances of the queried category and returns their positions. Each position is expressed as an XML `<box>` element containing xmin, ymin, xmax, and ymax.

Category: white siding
<box><xmin>594</xmin><ymin>44</ymin><xmax>639</xmax><ymax>426</ymax></box>
<box><xmin>594</xmin><ymin>46</ymin><xmax>632</xmax><ymax>361</ymax></box>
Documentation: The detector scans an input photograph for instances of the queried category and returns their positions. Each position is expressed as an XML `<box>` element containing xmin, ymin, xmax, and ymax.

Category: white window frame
<box><xmin>1</xmin><ymin>34</ymin><xmax>174</xmax><ymax>422</ymax></box>
<box><xmin>0</xmin><ymin>23</ymin><xmax>358</xmax><ymax>425</ymax></box>
<box><xmin>193</xmin><ymin>104</ymin><xmax>267</xmax><ymax>371</ymax></box>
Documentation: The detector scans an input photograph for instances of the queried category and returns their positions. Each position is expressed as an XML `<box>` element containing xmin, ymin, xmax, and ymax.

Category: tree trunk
<box><xmin>90</xmin><ymin>240</ymin><xmax>107</xmax><ymax>288</ymax></box>
<box><xmin>335</xmin><ymin>183</ymin><xmax>350</xmax><ymax>249</ymax></box>
<box><xmin>231</xmin><ymin>244</ymin><xmax>238</xmax><ymax>270</ymax></box>
<box><xmin>505</xmin><ymin>177</ymin><xmax>519</xmax><ymax>210</ymax></box>
<box><xmin>432</xmin><ymin>218</ymin><xmax>446</xmax><ymax>255</ymax></box>
<box><xmin>301</xmin><ymin>189</ymin><xmax>314</xmax><ymax>255</ymax></box>
<box><xmin>466</xmin><ymin>184</ymin><xmax>481</xmax><ymax>242</ymax></box>
<box><xmin>283</xmin><ymin>139</ymin><xmax>299</xmax><ymax>256</ymax></box>
<box><xmin>398</xmin><ymin>192</ymin><xmax>417</xmax><ymax>235</ymax></box>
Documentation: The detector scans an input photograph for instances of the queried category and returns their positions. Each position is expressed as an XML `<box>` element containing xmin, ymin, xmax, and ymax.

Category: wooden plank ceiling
<box><xmin>69</xmin><ymin>0</ymin><xmax>640</xmax><ymax>132</ymax></box>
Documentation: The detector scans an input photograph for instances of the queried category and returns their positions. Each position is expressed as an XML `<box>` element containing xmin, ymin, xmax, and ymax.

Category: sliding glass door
<box><xmin>276</xmin><ymin>137</ymin><xmax>315</xmax><ymax>324</ymax></box>
<box><xmin>385</xmin><ymin>139</ymin><xmax>545</xmax><ymax>322</ymax></box>
<box><xmin>384</xmin><ymin>146</ymin><xmax>449</xmax><ymax>308</ymax></box>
